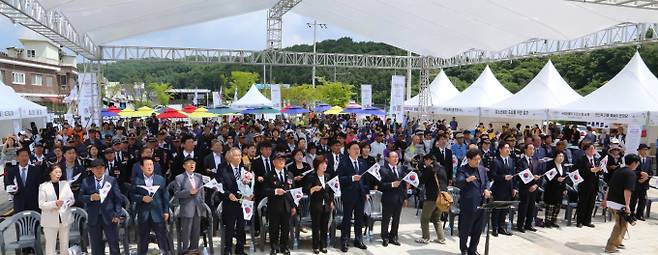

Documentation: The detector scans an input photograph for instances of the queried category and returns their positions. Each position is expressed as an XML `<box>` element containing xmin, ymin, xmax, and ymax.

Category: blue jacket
<box><xmin>131</xmin><ymin>174</ymin><xmax>170</xmax><ymax>223</ymax></box>
<box><xmin>455</xmin><ymin>164</ymin><xmax>490</xmax><ymax>214</ymax></box>
<box><xmin>80</xmin><ymin>175</ymin><xmax>123</xmax><ymax>225</ymax></box>
<box><xmin>338</xmin><ymin>156</ymin><xmax>368</xmax><ymax>204</ymax></box>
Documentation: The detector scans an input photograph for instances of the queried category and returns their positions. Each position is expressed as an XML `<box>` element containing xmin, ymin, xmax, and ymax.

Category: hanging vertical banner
<box><xmin>361</xmin><ymin>84</ymin><xmax>372</xmax><ymax>108</ymax></box>
<box><xmin>212</xmin><ymin>92</ymin><xmax>221</xmax><ymax>107</ymax></box>
<box><xmin>271</xmin><ymin>84</ymin><xmax>282</xmax><ymax>109</ymax></box>
<box><xmin>625</xmin><ymin>124</ymin><xmax>642</xmax><ymax>155</ymax></box>
<box><xmin>389</xmin><ymin>75</ymin><xmax>405</xmax><ymax>122</ymax></box>
<box><xmin>77</xmin><ymin>73</ymin><xmax>100</xmax><ymax>128</ymax></box>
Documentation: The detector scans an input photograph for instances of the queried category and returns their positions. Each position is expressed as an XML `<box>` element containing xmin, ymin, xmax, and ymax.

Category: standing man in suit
<box><xmin>103</xmin><ymin>148</ymin><xmax>130</xmax><ymax>193</ymax></box>
<box><xmin>174</xmin><ymin>157</ymin><xmax>206</xmax><ymax>253</ymax></box>
<box><xmin>265</xmin><ymin>153</ymin><xmax>296</xmax><ymax>255</ymax></box>
<box><xmin>132</xmin><ymin>157</ymin><xmax>170</xmax><ymax>255</ymax></box>
<box><xmin>516</xmin><ymin>144</ymin><xmax>541</xmax><ymax>233</ymax></box>
<box><xmin>252</xmin><ymin>141</ymin><xmax>273</xmax><ymax>236</ymax></box>
<box><xmin>326</xmin><ymin>139</ymin><xmax>344</xmax><ymax>178</ymax></box>
<box><xmin>171</xmin><ymin>135</ymin><xmax>205</xmax><ymax>180</ymax></box>
<box><xmin>220</xmin><ymin>148</ymin><xmax>250</xmax><ymax>255</ymax></box>
<box><xmin>204</xmin><ymin>139</ymin><xmax>225</xmax><ymax>175</ymax></box>
<box><xmin>378</xmin><ymin>151</ymin><xmax>407</xmax><ymax>246</ymax></box>
<box><xmin>575</xmin><ymin>141</ymin><xmax>602</xmax><ymax>228</ymax></box>
<box><xmin>338</xmin><ymin>141</ymin><xmax>368</xmax><ymax>252</ymax></box>
<box><xmin>490</xmin><ymin>143</ymin><xmax>516</xmax><ymax>237</ymax></box>
<box><xmin>5</xmin><ymin>148</ymin><xmax>41</xmax><ymax>212</ymax></box>
<box><xmin>631</xmin><ymin>144</ymin><xmax>653</xmax><ymax>220</ymax></box>
<box><xmin>80</xmin><ymin>159</ymin><xmax>123</xmax><ymax>255</ymax></box>
<box><xmin>60</xmin><ymin>146</ymin><xmax>86</xmax><ymax>202</ymax></box>
<box><xmin>456</xmin><ymin>149</ymin><xmax>491</xmax><ymax>255</ymax></box>
<box><xmin>433</xmin><ymin>134</ymin><xmax>454</xmax><ymax>182</ymax></box>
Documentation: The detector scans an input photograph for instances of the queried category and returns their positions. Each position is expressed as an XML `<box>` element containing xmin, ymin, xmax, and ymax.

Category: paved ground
<box><xmin>1</xmin><ymin>185</ymin><xmax>657</xmax><ymax>254</ymax></box>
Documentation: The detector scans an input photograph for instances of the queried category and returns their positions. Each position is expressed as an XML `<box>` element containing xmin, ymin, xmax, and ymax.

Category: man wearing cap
<box><xmin>174</xmin><ymin>157</ymin><xmax>206</xmax><ymax>253</ymax></box>
<box><xmin>326</xmin><ymin>139</ymin><xmax>345</xmax><ymax>178</ymax></box>
<box><xmin>630</xmin><ymin>143</ymin><xmax>653</xmax><ymax>221</ymax></box>
<box><xmin>317</xmin><ymin>135</ymin><xmax>331</xmax><ymax>155</ymax></box>
<box><xmin>265</xmin><ymin>153</ymin><xmax>296</xmax><ymax>255</ymax></box>
<box><xmin>30</xmin><ymin>142</ymin><xmax>47</xmax><ymax>169</ymax></box>
<box><xmin>103</xmin><ymin>148</ymin><xmax>129</xmax><ymax>193</ymax></box>
<box><xmin>80</xmin><ymin>159</ymin><xmax>123</xmax><ymax>255</ymax></box>
<box><xmin>452</xmin><ymin>133</ymin><xmax>467</xmax><ymax>163</ymax></box>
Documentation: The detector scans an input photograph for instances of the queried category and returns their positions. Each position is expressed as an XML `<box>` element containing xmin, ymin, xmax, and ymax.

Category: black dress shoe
<box><xmin>525</xmin><ymin>226</ymin><xmax>537</xmax><ymax>232</ymax></box>
<box><xmin>320</xmin><ymin>248</ymin><xmax>328</xmax><ymax>253</ymax></box>
<box><xmin>281</xmin><ymin>248</ymin><xmax>291</xmax><ymax>255</ymax></box>
<box><xmin>585</xmin><ymin>223</ymin><xmax>595</xmax><ymax>228</ymax></box>
<box><xmin>270</xmin><ymin>249</ymin><xmax>278</xmax><ymax>255</ymax></box>
<box><xmin>515</xmin><ymin>227</ymin><xmax>525</xmax><ymax>233</ymax></box>
<box><xmin>637</xmin><ymin>216</ymin><xmax>646</xmax><ymax>221</ymax></box>
<box><xmin>389</xmin><ymin>239</ymin><xmax>401</xmax><ymax>246</ymax></box>
<box><xmin>340</xmin><ymin>246</ymin><xmax>348</xmax><ymax>252</ymax></box>
<box><xmin>354</xmin><ymin>241</ymin><xmax>368</xmax><ymax>249</ymax></box>
<box><xmin>382</xmin><ymin>239</ymin><xmax>389</xmax><ymax>247</ymax></box>
<box><xmin>498</xmin><ymin>228</ymin><xmax>512</xmax><ymax>236</ymax></box>
<box><xmin>492</xmin><ymin>230</ymin><xmax>498</xmax><ymax>237</ymax></box>
<box><xmin>576</xmin><ymin>223</ymin><xmax>583</xmax><ymax>228</ymax></box>
<box><xmin>469</xmin><ymin>251</ymin><xmax>481</xmax><ymax>255</ymax></box>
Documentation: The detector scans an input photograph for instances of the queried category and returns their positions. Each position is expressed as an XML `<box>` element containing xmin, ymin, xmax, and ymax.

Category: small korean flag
<box><xmin>242</xmin><ymin>200</ymin><xmax>255</xmax><ymax>220</ymax></box>
<box><xmin>402</xmin><ymin>171</ymin><xmax>420</xmax><ymax>188</ymax></box>
<box><xmin>518</xmin><ymin>168</ymin><xmax>534</xmax><ymax>184</ymax></box>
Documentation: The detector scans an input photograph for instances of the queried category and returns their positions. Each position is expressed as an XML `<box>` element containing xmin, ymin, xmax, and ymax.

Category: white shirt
<box><xmin>213</xmin><ymin>152</ymin><xmax>222</xmax><ymax>168</ymax></box>
<box><xmin>370</xmin><ymin>141</ymin><xmax>386</xmax><ymax>157</ymax></box>
<box><xmin>95</xmin><ymin>176</ymin><xmax>105</xmax><ymax>189</ymax></box>
<box><xmin>143</xmin><ymin>174</ymin><xmax>154</xmax><ymax>187</ymax></box>
<box><xmin>275</xmin><ymin>169</ymin><xmax>286</xmax><ymax>182</ymax></box>
<box><xmin>187</xmin><ymin>172</ymin><xmax>196</xmax><ymax>188</ymax></box>
<box><xmin>318</xmin><ymin>175</ymin><xmax>326</xmax><ymax>187</ymax></box>
<box><xmin>556</xmin><ymin>164</ymin><xmax>564</xmax><ymax>175</ymax></box>
<box><xmin>184</xmin><ymin>150</ymin><xmax>195</xmax><ymax>158</ymax></box>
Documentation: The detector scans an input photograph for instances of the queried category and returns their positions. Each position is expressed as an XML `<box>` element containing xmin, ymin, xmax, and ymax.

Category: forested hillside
<box><xmin>102</xmin><ymin>37</ymin><xmax>658</xmax><ymax>106</ymax></box>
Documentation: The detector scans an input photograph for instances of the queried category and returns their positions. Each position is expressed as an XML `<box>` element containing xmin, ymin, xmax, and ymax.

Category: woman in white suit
<box><xmin>39</xmin><ymin>165</ymin><xmax>75</xmax><ymax>255</ymax></box>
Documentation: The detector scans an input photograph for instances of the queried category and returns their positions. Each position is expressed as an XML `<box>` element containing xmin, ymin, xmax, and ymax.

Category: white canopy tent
<box><xmin>404</xmin><ymin>70</ymin><xmax>460</xmax><ymax>111</ymax></box>
<box><xmin>434</xmin><ymin>66</ymin><xmax>512</xmax><ymax>116</ymax></box>
<box><xmin>0</xmin><ymin>81</ymin><xmax>48</xmax><ymax>137</ymax></box>
<box><xmin>550</xmin><ymin>52</ymin><xmax>658</xmax><ymax>124</ymax></box>
<box><xmin>482</xmin><ymin>60</ymin><xmax>581</xmax><ymax>120</ymax></box>
<box><xmin>35</xmin><ymin>0</ymin><xmax>658</xmax><ymax>58</ymax></box>
<box><xmin>231</xmin><ymin>84</ymin><xmax>273</xmax><ymax>109</ymax></box>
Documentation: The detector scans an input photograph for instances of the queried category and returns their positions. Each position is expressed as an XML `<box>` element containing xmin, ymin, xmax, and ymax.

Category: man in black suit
<box><xmin>171</xmin><ymin>135</ymin><xmax>205</xmax><ymax>180</ymax></box>
<box><xmin>490</xmin><ymin>143</ymin><xmax>516</xmax><ymax>236</ymax></box>
<box><xmin>575</xmin><ymin>141</ymin><xmax>602</xmax><ymax>228</ymax></box>
<box><xmin>433</xmin><ymin>134</ymin><xmax>454</xmax><ymax>182</ymax></box>
<box><xmin>59</xmin><ymin>146</ymin><xmax>87</xmax><ymax>205</ymax></box>
<box><xmin>516</xmin><ymin>144</ymin><xmax>541</xmax><ymax>233</ymax></box>
<box><xmin>219</xmin><ymin>148</ymin><xmax>250</xmax><ymax>255</ymax></box>
<box><xmin>5</xmin><ymin>148</ymin><xmax>41</xmax><ymax>212</ymax></box>
<box><xmin>631</xmin><ymin>143</ymin><xmax>653</xmax><ymax>220</ymax></box>
<box><xmin>103</xmin><ymin>148</ymin><xmax>130</xmax><ymax>193</ymax></box>
<box><xmin>252</xmin><ymin>141</ymin><xmax>274</xmax><ymax>235</ymax></box>
<box><xmin>326</xmin><ymin>139</ymin><xmax>344</xmax><ymax>178</ymax></box>
<box><xmin>265</xmin><ymin>153</ymin><xmax>296</xmax><ymax>255</ymax></box>
<box><xmin>338</xmin><ymin>141</ymin><xmax>368</xmax><ymax>252</ymax></box>
<box><xmin>378</xmin><ymin>151</ymin><xmax>407</xmax><ymax>246</ymax></box>
<box><xmin>203</xmin><ymin>140</ymin><xmax>225</xmax><ymax>175</ymax></box>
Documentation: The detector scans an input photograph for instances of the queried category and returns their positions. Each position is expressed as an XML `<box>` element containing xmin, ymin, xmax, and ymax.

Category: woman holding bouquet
<box><xmin>305</xmin><ymin>156</ymin><xmax>334</xmax><ymax>254</ymax></box>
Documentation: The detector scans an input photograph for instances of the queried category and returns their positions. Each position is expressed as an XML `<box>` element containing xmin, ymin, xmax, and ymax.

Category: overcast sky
<box><xmin>0</xmin><ymin>10</ymin><xmax>371</xmax><ymax>51</ymax></box>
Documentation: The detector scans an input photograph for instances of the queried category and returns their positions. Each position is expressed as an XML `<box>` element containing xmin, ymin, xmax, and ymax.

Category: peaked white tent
<box><xmin>435</xmin><ymin>66</ymin><xmax>512</xmax><ymax>116</ymax></box>
<box><xmin>231</xmin><ymin>85</ymin><xmax>273</xmax><ymax>109</ymax></box>
<box><xmin>404</xmin><ymin>70</ymin><xmax>460</xmax><ymax>111</ymax></box>
<box><xmin>482</xmin><ymin>60</ymin><xmax>581</xmax><ymax>120</ymax></box>
<box><xmin>550</xmin><ymin>52</ymin><xmax>658</xmax><ymax>124</ymax></box>
<box><xmin>0</xmin><ymin>81</ymin><xmax>48</xmax><ymax>136</ymax></box>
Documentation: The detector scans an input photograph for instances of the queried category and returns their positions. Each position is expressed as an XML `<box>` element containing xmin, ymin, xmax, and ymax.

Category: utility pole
<box><xmin>307</xmin><ymin>20</ymin><xmax>326</xmax><ymax>88</ymax></box>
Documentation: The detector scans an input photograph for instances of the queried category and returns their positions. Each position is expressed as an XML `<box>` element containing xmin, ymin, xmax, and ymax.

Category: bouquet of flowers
<box><xmin>237</xmin><ymin>168</ymin><xmax>255</xmax><ymax>197</ymax></box>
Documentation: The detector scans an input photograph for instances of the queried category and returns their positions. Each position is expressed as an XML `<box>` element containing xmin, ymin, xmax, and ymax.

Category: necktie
<box><xmin>441</xmin><ymin>149</ymin><xmax>445</xmax><ymax>158</ymax></box>
<box><xmin>279</xmin><ymin>171</ymin><xmax>284</xmax><ymax>183</ymax></box>
<box><xmin>189</xmin><ymin>175</ymin><xmax>196</xmax><ymax>189</ymax></box>
<box><xmin>393</xmin><ymin>166</ymin><xmax>398</xmax><ymax>179</ymax></box>
<box><xmin>353</xmin><ymin>161</ymin><xmax>359</xmax><ymax>172</ymax></box>
<box><xmin>590</xmin><ymin>158</ymin><xmax>594</xmax><ymax>166</ymax></box>
<box><xmin>96</xmin><ymin>179</ymin><xmax>102</xmax><ymax>190</ymax></box>
<box><xmin>234</xmin><ymin>168</ymin><xmax>240</xmax><ymax>180</ymax></box>
<box><xmin>265</xmin><ymin>158</ymin><xmax>271</xmax><ymax>173</ymax></box>
<box><xmin>20</xmin><ymin>167</ymin><xmax>27</xmax><ymax>184</ymax></box>
<box><xmin>504</xmin><ymin>158</ymin><xmax>508</xmax><ymax>168</ymax></box>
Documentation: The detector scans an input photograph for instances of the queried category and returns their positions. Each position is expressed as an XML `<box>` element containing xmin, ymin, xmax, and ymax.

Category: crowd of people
<box><xmin>0</xmin><ymin>113</ymin><xmax>655</xmax><ymax>255</ymax></box>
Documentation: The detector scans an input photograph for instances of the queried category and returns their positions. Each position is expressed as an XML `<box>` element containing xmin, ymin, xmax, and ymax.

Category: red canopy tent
<box><xmin>156</xmin><ymin>107</ymin><xmax>188</xmax><ymax>119</ymax></box>
<box><xmin>107</xmin><ymin>105</ymin><xmax>121</xmax><ymax>113</ymax></box>
<box><xmin>182</xmin><ymin>105</ymin><xmax>197</xmax><ymax>113</ymax></box>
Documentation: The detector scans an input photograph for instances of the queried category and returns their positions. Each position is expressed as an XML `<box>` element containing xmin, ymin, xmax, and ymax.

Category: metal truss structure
<box><xmin>566</xmin><ymin>0</ymin><xmax>658</xmax><ymax>10</ymax></box>
<box><xmin>417</xmin><ymin>57</ymin><xmax>431</xmax><ymax>118</ymax></box>
<box><xmin>266</xmin><ymin>0</ymin><xmax>303</xmax><ymax>50</ymax></box>
<box><xmin>100</xmin><ymin>23</ymin><xmax>658</xmax><ymax>70</ymax></box>
<box><xmin>0</xmin><ymin>0</ymin><xmax>99</xmax><ymax>59</ymax></box>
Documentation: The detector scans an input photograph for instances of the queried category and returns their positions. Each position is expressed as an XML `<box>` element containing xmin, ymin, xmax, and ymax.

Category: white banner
<box><xmin>77</xmin><ymin>73</ymin><xmax>100</xmax><ymax>128</ymax></box>
<box><xmin>212</xmin><ymin>92</ymin><xmax>221</xmax><ymax>107</ymax></box>
<box><xmin>548</xmin><ymin>109</ymin><xmax>647</xmax><ymax>124</ymax></box>
<box><xmin>271</xmin><ymin>84</ymin><xmax>282</xmax><ymax>109</ymax></box>
<box><xmin>389</xmin><ymin>76</ymin><xmax>405</xmax><ymax>122</ymax></box>
<box><xmin>481</xmin><ymin>107</ymin><xmax>548</xmax><ymax>120</ymax></box>
<box><xmin>361</xmin><ymin>84</ymin><xmax>372</xmax><ymax>108</ymax></box>
<box><xmin>625</xmin><ymin>124</ymin><xmax>642</xmax><ymax>155</ymax></box>
<box><xmin>433</xmin><ymin>106</ymin><xmax>480</xmax><ymax>117</ymax></box>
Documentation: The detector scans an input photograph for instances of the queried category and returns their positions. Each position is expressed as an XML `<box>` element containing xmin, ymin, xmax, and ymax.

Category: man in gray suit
<box><xmin>174</xmin><ymin>157</ymin><xmax>206</xmax><ymax>253</ymax></box>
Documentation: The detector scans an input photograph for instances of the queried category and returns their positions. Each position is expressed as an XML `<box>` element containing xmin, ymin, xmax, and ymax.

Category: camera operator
<box><xmin>602</xmin><ymin>153</ymin><xmax>640</xmax><ymax>253</ymax></box>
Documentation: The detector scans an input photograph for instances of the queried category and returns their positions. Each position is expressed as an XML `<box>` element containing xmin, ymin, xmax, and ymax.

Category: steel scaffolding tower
<box><xmin>266</xmin><ymin>0</ymin><xmax>303</xmax><ymax>50</ymax></box>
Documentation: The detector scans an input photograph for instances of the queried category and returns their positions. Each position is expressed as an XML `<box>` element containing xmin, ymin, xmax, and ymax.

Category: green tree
<box><xmin>315</xmin><ymin>79</ymin><xmax>355</xmax><ymax>106</ymax></box>
<box><xmin>225</xmin><ymin>71</ymin><xmax>259</xmax><ymax>100</ymax></box>
<box><xmin>147</xmin><ymin>82</ymin><xmax>173</xmax><ymax>105</ymax></box>
<box><xmin>282</xmin><ymin>84</ymin><xmax>317</xmax><ymax>105</ymax></box>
